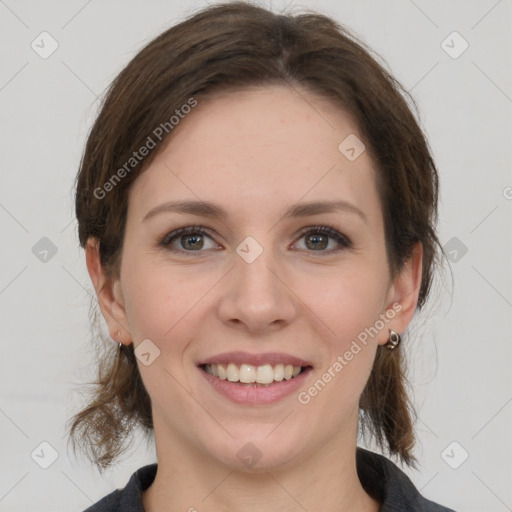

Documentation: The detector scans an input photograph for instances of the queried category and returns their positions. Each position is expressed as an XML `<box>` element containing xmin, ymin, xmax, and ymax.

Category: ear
<box><xmin>85</xmin><ymin>238</ymin><xmax>131</xmax><ymax>346</ymax></box>
<box><xmin>377</xmin><ymin>242</ymin><xmax>423</xmax><ymax>346</ymax></box>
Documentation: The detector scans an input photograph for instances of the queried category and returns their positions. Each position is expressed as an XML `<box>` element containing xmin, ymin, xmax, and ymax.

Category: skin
<box><xmin>86</xmin><ymin>85</ymin><xmax>422</xmax><ymax>512</ymax></box>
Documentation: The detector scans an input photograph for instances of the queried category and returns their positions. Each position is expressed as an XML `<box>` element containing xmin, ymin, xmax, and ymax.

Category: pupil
<box><xmin>183</xmin><ymin>234</ymin><xmax>203</xmax><ymax>250</ymax></box>
<box><xmin>307</xmin><ymin>234</ymin><xmax>327</xmax><ymax>250</ymax></box>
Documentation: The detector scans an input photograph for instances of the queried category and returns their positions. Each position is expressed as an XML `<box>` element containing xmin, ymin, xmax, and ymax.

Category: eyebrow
<box><xmin>143</xmin><ymin>199</ymin><xmax>367</xmax><ymax>223</ymax></box>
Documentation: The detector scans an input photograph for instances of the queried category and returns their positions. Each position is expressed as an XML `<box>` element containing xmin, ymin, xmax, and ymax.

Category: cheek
<box><xmin>120</xmin><ymin>251</ymin><xmax>176</xmax><ymax>341</ymax></box>
<box><xmin>305</xmin><ymin>262</ymin><xmax>387</xmax><ymax>340</ymax></box>
<box><xmin>295</xmin><ymin>261</ymin><xmax>386</xmax><ymax>399</ymax></box>
<box><xmin>299</xmin><ymin>280</ymin><xmax>380</xmax><ymax>427</ymax></box>
<box><xmin>121</xmin><ymin>253</ymin><xmax>218</xmax><ymax>344</ymax></box>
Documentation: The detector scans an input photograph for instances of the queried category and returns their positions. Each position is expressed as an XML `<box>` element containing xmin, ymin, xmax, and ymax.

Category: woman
<box><xmin>68</xmin><ymin>2</ymin><xmax>455</xmax><ymax>510</ymax></box>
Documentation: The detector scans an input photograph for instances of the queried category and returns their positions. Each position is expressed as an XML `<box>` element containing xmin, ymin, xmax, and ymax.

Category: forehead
<box><xmin>128</xmin><ymin>85</ymin><xmax>380</xmax><ymax>224</ymax></box>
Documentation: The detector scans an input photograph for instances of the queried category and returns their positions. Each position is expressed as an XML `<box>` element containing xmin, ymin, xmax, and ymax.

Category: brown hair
<box><xmin>68</xmin><ymin>0</ymin><xmax>440</xmax><ymax>472</ymax></box>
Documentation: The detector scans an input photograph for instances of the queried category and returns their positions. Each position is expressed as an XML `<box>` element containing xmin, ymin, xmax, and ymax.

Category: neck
<box><xmin>143</xmin><ymin>418</ymin><xmax>380</xmax><ymax>512</ymax></box>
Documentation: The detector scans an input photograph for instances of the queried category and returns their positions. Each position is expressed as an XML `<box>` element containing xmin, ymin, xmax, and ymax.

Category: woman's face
<box><xmin>103</xmin><ymin>85</ymin><xmax>416</xmax><ymax>471</ymax></box>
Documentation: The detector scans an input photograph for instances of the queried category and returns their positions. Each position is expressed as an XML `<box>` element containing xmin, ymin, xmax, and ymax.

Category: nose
<box><xmin>217</xmin><ymin>242</ymin><xmax>298</xmax><ymax>334</ymax></box>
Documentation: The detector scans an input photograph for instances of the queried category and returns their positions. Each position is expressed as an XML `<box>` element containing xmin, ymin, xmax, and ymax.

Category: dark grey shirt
<box><xmin>83</xmin><ymin>448</ymin><xmax>456</xmax><ymax>511</ymax></box>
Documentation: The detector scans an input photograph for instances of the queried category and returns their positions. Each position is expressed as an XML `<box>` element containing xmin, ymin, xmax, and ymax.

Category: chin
<box><xmin>201</xmin><ymin>427</ymin><xmax>305</xmax><ymax>473</ymax></box>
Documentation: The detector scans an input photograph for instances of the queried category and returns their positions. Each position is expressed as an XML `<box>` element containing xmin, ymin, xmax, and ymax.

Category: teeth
<box><xmin>226</xmin><ymin>363</ymin><xmax>239</xmax><ymax>382</ymax></box>
<box><xmin>256</xmin><ymin>364</ymin><xmax>274</xmax><ymax>384</ymax></box>
<box><xmin>239</xmin><ymin>363</ymin><xmax>256</xmax><ymax>383</ymax></box>
<box><xmin>204</xmin><ymin>362</ymin><xmax>303</xmax><ymax>384</ymax></box>
<box><xmin>217</xmin><ymin>364</ymin><xmax>227</xmax><ymax>380</ymax></box>
<box><xmin>273</xmin><ymin>364</ymin><xmax>284</xmax><ymax>381</ymax></box>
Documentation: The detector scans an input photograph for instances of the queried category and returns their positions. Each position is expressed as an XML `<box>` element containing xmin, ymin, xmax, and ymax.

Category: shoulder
<box><xmin>82</xmin><ymin>463</ymin><xmax>157</xmax><ymax>512</ymax></box>
<box><xmin>356</xmin><ymin>447</ymin><xmax>457</xmax><ymax>512</ymax></box>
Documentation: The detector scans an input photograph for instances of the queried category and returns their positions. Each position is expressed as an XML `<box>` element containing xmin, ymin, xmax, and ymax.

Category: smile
<box><xmin>197</xmin><ymin>352</ymin><xmax>313</xmax><ymax>405</ymax></box>
<box><xmin>202</xmin><ymin>363</ymin><xmax>305</xmax><ymax>386</ymax></box>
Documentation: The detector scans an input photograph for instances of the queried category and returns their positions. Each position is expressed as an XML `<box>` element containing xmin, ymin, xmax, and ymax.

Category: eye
<box><xmin>293</xmin><ymin>225</ymin><xmax>352</xmax><ymax>253</ymax></box>
<box><xmin>160</xmin><ymin>224</ymin><xmax>352</xmax><ymax>255</ymax></box>
<box><xmin>160</xmin><ymin>225</ymin><xmax>219</xmax><ymax>253</ymax></box>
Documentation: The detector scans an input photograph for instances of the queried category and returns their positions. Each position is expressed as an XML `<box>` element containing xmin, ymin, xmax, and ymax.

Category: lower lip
<box><xmin>199</xmin><ymin>366</ymin><xmax>312</xmax><ymax>405</ymax></box>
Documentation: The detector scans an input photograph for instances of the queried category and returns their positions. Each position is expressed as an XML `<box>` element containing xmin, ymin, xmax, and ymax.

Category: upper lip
<box><xmin>198</xmin><ymin>351</ymin><xmax>313</xmax><ymax>368</ymax></box>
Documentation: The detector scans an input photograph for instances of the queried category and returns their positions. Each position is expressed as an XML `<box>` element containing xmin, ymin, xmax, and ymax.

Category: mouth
<box><xmin>200</xmin><ymin>362</ymin><xmax>310</xmax><ymax>387</ymax></box>
<box><xmin>197</xmin><ymin>352</ymin><xmax>313</xmax><ymax>405</ymax></box>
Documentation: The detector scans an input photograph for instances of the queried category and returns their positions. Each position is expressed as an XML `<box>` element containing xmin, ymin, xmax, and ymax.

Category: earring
<box><xmin>385</xmin><ymin>329</ymin><xmax>401</xmax><ymax>350</ymax></box>
<box><xmin>114</xmin><ymin>331</ymin><xmax>123</xmax><ymax>353</ymax></box>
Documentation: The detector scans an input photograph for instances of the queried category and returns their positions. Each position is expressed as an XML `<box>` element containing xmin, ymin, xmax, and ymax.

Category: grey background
<box><xmin>1</xmin><ymin>0</ymin><xmax>511</xmax><ymax>511</ymax></box>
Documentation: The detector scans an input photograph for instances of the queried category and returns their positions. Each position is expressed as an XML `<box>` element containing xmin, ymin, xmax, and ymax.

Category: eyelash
<box><xmin>159</xmin><ymin>224</ymin><xmax>352</xmax><ymax>255</ymax></box>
